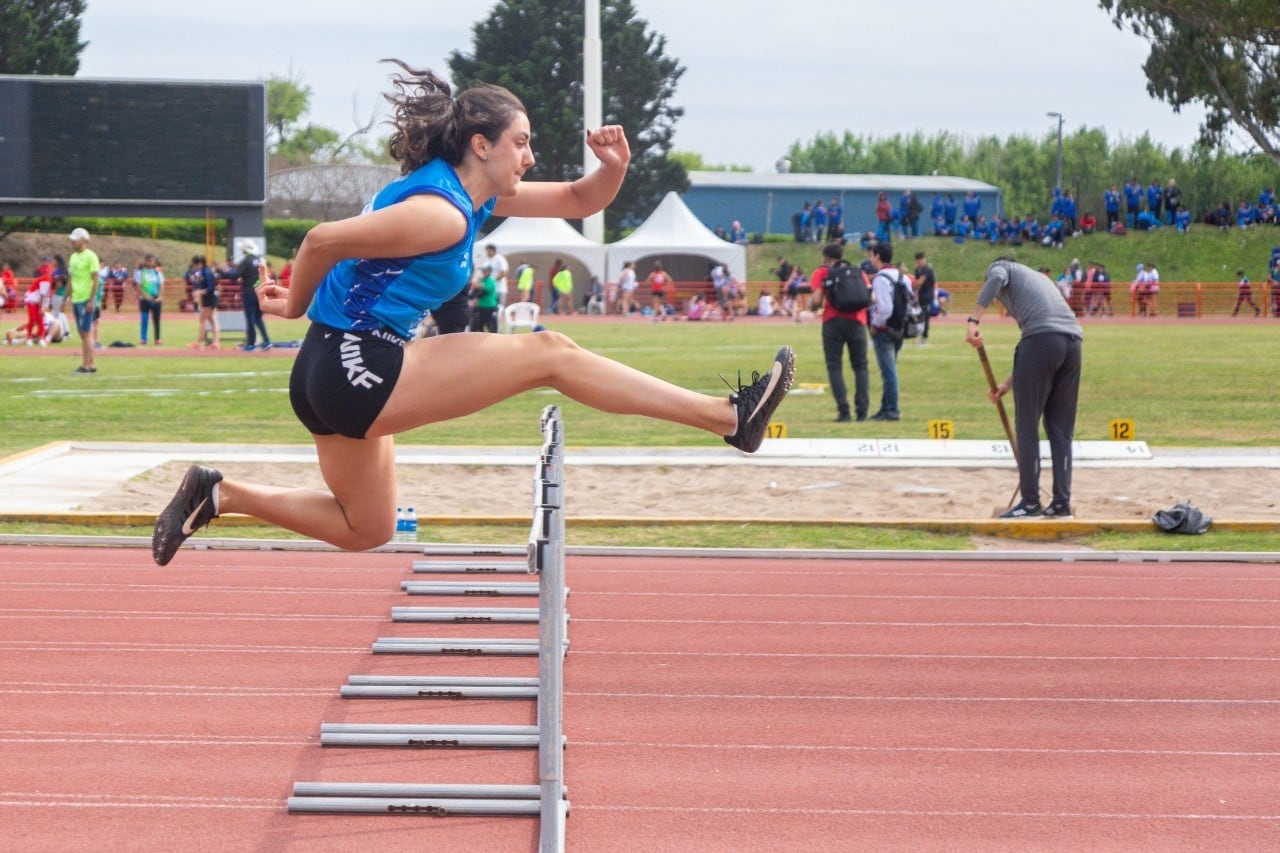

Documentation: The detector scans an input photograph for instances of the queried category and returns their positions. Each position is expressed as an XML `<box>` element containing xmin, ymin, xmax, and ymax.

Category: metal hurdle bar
<box><xmin>288</xmin><ymin>406</ymin><xmax>570</xmax><ymax>853</ymax></box>
<box><xmin>534</xmin><ymin>406</ymin><xmax>569</xmax><ymax>851</ymax></box>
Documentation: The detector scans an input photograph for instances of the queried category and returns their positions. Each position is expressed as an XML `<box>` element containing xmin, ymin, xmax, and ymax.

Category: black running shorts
<box><xmin>289</xmin><ymin>323</ymin><xmax>406</xmax><ymax>439</ymax></box>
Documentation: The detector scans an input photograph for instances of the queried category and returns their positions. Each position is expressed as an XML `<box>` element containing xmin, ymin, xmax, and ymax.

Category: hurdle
<box><xmin>391</xmin><ymin>605</ymin><xmax>541</xmax><ymax>623</ymax></box>
<box><xmin>410</xmin><ymin>559</ymin><xmax>531</xmax><ymax>574</ymax></box>
<box><xmin>288</xmin><ymin>405</ymin><xmax>571</xmax><ymax>852</ymax></box>
<box><xmin>399</xmin><ymin>579</ymin><xmax>543</xmax><ymax>595</ymax></box>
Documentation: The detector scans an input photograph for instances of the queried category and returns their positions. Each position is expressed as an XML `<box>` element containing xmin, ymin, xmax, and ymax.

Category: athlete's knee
<box><xmin>345</xmin><ymin>517</ymin><xmax>396</xmax><ymax>552</ymax></box>
<box><xmin>333</xmin><ymin>510</ymin><xmax>396</xmax><ymax>552</ymax></box>
<box><xmin>519</xmin><ymin>330</ymin><xmax>581</xmax><ymax>375</ymax></box>
<box><xmin>530</xmin><ymin>330</ymin><xmax>579</xmax><ymax>355</ymax></box>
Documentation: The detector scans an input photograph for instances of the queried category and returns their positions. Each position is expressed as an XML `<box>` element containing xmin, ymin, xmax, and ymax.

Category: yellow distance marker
<box><xmin>1109</xmin><ymin>418</ymin><xmax>1135</xmax><ymax>441</ymax></box>
<box><xmin>765</xmin><ymin>422</ymin><xmax>788</xmax><ymax>439</ymax></box>
<box><xmin>928</xmin><ymin>419</ymin><xmax>954</xmax><ymax>440</ymax></box>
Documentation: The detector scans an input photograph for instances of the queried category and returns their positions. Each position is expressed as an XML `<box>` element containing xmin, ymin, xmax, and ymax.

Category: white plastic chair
<box><xmin>503</xmin><ymin>301</ymin><xmax>541</xmax><ymax>333</ymax></box>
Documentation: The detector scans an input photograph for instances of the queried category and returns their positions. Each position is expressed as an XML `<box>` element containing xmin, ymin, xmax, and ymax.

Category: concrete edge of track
<box><xmin>2</xmin><ymin>511</ymin><xmax>1277</xmax><ymax>538</ymax></box>
<box><xmin>1</xmin><ymin>532</ymin><xmax>1276</xmax><ymax>564</ymax></box>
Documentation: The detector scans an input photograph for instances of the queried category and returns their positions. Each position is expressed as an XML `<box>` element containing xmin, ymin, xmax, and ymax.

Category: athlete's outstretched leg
<box><xmin>373</xmin><ymin>330</ymin><xmax>789</xmax><ymax>443</ymax></box>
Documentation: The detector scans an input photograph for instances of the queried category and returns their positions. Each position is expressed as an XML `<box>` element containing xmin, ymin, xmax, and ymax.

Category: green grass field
<box><xmin>2</xmin><ymin>233</ymin><xmax>1276</xmax><ymax>552</ymax></box>
<box><xmin>1</xmin><ymin>314</ymin><xmax>1274</xmax><ymax>457</ymax></box>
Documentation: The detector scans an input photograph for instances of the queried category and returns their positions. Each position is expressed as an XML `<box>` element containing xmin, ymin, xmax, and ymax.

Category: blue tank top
<box><xmin>307</xmin><ymin>158</ymin><xmax>496</xmax><ymax>339</ymax></box>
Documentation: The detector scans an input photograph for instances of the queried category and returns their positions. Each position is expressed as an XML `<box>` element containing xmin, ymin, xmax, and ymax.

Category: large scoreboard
<box><xmin>0</xmin><ymin>76</ymin><xmax>266</xmax><ymax>206</ymax></box>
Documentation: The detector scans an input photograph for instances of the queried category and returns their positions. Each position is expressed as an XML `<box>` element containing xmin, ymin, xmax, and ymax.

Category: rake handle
<box><xmin>977</xmin><ymin>344</ymin><xmax>1018</xmax><ymax>465</ymax></box>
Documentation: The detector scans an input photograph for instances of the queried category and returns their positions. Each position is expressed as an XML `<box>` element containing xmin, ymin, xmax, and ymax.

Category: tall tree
<box><xmin>0</xmin><ymin>0</ymin><xmax>87</xmax><ymax>75</ymax></box>
<box><xmin>1099</xmin><ymin>0</ymin><xmax>1280</xmax><ymax>167</ymax></box>
<box><xmin>264</xmin><ymin>71</ymin><xmax>313</xmax><ymax>149</ymax></box>
<box><xmin>448</xmin><ymin>0</ymin><xmax>688</xmax><ymax>237</ymax></box>
<box><xmin>263</xmin><ymin>70</ymin><xmax>376</xmax><ymax>168</ymax></box>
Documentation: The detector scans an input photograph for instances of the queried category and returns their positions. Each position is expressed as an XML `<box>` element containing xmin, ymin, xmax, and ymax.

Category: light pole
<box><xmin>1046</xmin><ymin>111</ymin><xmax>1064</xmax><ymax>191</ymax></box>
<box><xmin>582</xmin><ymin>0</ymin><xmax>603</xmax><ymax>242</ymax></box>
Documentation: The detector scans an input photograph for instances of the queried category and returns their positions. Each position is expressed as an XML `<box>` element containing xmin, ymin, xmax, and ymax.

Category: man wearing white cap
<box><xmin>67</xmin><ymin>228</ymin><xmax>101</xmax><ymax>373</ymax></box>
<box><xmin>232</xmin><ymin>240</ymin><xmax>272</xmax><ymax>351</ymax></box>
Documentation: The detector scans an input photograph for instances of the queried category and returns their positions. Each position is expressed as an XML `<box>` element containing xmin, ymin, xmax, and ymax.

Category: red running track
<box><xmin>0</xmin><ymin>545</ymin><xmax>1276</xmax><ymax>851</ymax></box>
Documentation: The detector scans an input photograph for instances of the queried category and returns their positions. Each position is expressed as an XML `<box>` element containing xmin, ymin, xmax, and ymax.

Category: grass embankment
<box><xmin>747</xmin><ymin>222</ymin><xmax>1280</xmax><ymax>283</ymax></box>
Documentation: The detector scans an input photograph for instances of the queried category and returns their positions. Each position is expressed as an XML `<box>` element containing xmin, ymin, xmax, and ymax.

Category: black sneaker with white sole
<box><xmin>724</xmin><ymin>346</ymin><xmax>796</xmax><ymax>453</ymax></box>
<box><xmin>152</xmin><ymin>465</ymin><xmax>222</xmax><ymax>566</ymax></box>
<box><xmin>999</xmin><ymin>500</ymin><xmax>1043</xmax><ymax>519</ymax></box>
<box><xmin>1042</xmin><ymin>502</ymin><xmax>1074</xmax><ymax>519</ymax></box>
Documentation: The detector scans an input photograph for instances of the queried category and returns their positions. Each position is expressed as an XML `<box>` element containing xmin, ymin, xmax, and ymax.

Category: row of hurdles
<box><xmin>287</xmin><ymin>405</ymin><xmax>570</xmax><ymax>851</ymax></box>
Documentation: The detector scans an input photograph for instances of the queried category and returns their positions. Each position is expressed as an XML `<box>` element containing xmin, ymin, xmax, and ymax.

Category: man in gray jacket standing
<box><xmin>965</xmin><ymin>259</ymin><xmax>1083</xmax><ymax>519</ymax></box>
<box><xmin>867</xmin><ymin>241</ymin><xmax>903</xmax><ymax>422</ymax></box>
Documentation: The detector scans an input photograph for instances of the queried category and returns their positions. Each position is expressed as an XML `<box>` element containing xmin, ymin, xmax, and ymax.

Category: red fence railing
<box><xmin>5</xmin><ymin>278</ymin><xmax>1276</xmax><ymax>319</ymax></box>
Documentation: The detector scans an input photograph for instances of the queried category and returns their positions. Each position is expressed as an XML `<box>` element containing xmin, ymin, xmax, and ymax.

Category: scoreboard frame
<box><xmin>0</xmin><ymin>75</ymin><xmax>267</xmax><ymax>208</ymax></box>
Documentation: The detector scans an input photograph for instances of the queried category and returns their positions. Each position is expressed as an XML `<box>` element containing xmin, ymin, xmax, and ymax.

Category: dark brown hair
<box><xmin>381</xmin><ymin>58</ymin><xmax>526</xmax><ymax>174</ymax></box>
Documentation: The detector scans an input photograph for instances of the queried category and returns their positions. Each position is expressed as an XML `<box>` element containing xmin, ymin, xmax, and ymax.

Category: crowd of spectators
<box><xmin>775</xmin><ymin>179</ymin><xmax>1280</xmax><ymax>255</ymax></box>
<box><xmin>789</xmin><ymin>198</ymin><xmax>846</xmax><ymax>243</ymax></box>
<box><xmin>0</xmin><ymin>244</ymin><xmax>291</xmax><ymax>351</ymax></box>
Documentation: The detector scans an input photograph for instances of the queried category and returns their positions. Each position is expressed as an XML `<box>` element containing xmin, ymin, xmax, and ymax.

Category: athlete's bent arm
<box><xmin>258</xmin><ymin>195</ymin><xmax>468</xmax><ymax>318</ymax></box>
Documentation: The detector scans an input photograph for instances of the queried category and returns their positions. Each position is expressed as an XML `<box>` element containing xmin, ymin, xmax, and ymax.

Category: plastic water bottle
<box><xmin>404</xmin><ymin>507</ymin><xmax>418</xmax><ymax>542</ymax></box>
<box><xmin>394</xmin><ymin>507</ymin><xmax>407</xmax><ymax>543</ymax></box>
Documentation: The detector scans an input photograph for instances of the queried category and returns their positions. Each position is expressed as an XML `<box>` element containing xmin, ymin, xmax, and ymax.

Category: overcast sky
<box><xmin>78</xmin><ymin>0</ymin><xmax>1210</xmax><ymax>172</ymax></box>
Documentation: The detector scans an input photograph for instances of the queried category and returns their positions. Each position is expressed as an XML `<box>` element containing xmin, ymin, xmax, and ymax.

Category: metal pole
<box><xmin>1056</xmin><ymin>115</ymin><xmax>1064</xmax><ymax>191</ymax></box>
<box><xmin>538</xmin><ymin>407</ymin><xmax>567</xmax><ymax>853</ymax></box>
<box><xmin>1044</xmin><ymin>111</ymin><xmax>1064</xmax><ymax>189</ymax></box>
<box><xmin>582</xmin><ymin>0</ymin><xmax>604</xmax><ymax>243</ymax></box>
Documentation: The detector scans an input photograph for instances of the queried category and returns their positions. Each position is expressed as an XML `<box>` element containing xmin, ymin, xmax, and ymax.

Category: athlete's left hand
<box><xmin>256</xmin><ymin>282</ymin><xmax>291</xmax><ymax>317</ymax></box>
<box><xmin>586</xmin><ymin>125</ymin><xmax>630</xmax><ymax>171</ymax></box>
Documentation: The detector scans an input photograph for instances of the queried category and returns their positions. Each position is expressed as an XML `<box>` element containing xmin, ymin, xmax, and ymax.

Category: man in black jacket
<box><xmin>233</xmin><ymin>241</ymin><xmax>272</xmax><ymax>352</ymax></box>
<box><xmin>913</xmin><ymin>251</ymin><xmax>937</xmax><ymax>343</ymax></box>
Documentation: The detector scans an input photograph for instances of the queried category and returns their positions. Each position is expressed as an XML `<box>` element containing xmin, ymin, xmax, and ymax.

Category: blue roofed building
<box><xmin>682</xmin><ymin>171</ymin><xmax>1004</xmax><ymax>240</ymax></box>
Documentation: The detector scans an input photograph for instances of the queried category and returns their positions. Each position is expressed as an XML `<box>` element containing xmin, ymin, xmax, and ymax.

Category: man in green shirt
<box><xmin>67</xmin><ymin>228</ymin><xmax>101</xmax><ymax>374</ymax></box>
<box><xmin>469</xmin><ymin>272</ymin><xmax>499</xmax><ymax>333</ymax></box>
<box><xmin>551</xmin><ymin>261</ymin><xmax>573</xmax><ymax>315</ymax></box>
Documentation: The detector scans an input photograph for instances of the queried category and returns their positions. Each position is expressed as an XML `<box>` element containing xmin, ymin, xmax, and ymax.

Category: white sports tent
<box><xmin>476</xmin><ymin>217</ymin><xmax>605</xmax><ymax>305</ymax></box>
<box><xmin>606</xmin><ymin>191</ymin><xmax>746</xmax><ymax>284</ymax></box>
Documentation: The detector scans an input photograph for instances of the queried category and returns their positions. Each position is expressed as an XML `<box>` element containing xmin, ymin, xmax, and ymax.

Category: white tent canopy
<box><xmin>606</xmin><ymin>191</ymin><xmax>746</xmax><ymax>284</ymax></box>
<box><xmin>476</xmin><ymin>217</ymin><xmax>605</xmax><ymax>299</ymax></box>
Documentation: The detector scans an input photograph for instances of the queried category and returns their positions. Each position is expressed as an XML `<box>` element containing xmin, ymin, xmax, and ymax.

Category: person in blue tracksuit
<box><xmin>942</xmin><ymin>194</ymin><xmax>958</xmax><ymax>230</ymax></box>
<box><xmin>1104</xmin><ymin>185</ymin><xmax>1121</xmax><ymax>231</ymax></box>
<box><xmin>1146</xmin><ymin>180</ymin><xmax>1164</xmax><ymax>223</ymax></box>
<box><xmin>1123</xmin><ymin>178</ymin><xmax>1143</xmax><ymax>228</ymax></box>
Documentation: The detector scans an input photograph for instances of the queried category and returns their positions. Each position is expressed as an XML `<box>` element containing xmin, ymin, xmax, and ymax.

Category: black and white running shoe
<box><xmin>999</xmin><ymin>500</ymin><xmax>1044</xmax><ymax>519</ymax></box>
<box><xmin>1041</xmin><ymin>502</ymin><xmax>1074</xmax><ymax>519</ymax></box>
<box><xmin>152</xmin><ymin>465</ymin><xmax>222</xmax><ymax>566</ymax></box>
<box><xmin>724</xmin><ymin>346</ymin><xmax>796</xmax><ymax>453</ymax></box>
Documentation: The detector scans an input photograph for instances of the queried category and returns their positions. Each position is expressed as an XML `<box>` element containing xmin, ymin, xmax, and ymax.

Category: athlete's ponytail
<box><xmin>382</xmin><ymin>58</ymin><xmax>525</xmax><ymax>174</ymax></box>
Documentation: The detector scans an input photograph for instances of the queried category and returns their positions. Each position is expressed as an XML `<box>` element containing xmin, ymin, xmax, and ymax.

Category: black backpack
<box><xmin>823</xmin><ymin>260</ymin><xmax>871</xmax><ymax>313</ymax></box>
<box><xmin>886</xmin><ymin>270</ymin><xmax>925</xmax><ymax>339</ymax></box>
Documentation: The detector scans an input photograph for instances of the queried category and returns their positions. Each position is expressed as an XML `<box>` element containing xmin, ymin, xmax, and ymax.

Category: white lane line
<box><xmin>0</xmin><ymin>640</ymin><xmax>363</xmax><ymax>654</ymax></box>
<box><xmin>0</xmin><ymin>608</ymin><xmax>382</xmax><ymax>622</ymax></box>
<box><xmin>572</xmin><ymin>740</ymin><xmax>1280</xmax><ymax>758</ymax></box>
<box><xmin>566</xmin><ymin>690</ymin><xmax>1280</xmax><ymax>705</ymax></box>
<box><xmin>571</xmin><ymin>648</ymin><xmax>1280</xmax><ymax>662</ymax></box>
<box><xmin>571</xmin><ymin>804</ymin><xmax>1280</xmax><ymax>821</ymax></box>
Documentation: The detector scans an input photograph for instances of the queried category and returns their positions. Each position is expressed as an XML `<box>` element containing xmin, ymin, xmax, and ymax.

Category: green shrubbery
<box><xmin>4</xmin><ymin>216</ymin><xmax>318</xmax><ymax>258</ymax></box>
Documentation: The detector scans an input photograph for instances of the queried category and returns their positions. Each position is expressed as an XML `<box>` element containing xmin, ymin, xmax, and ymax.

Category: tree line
<box><xmin>5</xmin><ymin>0</ymin><xmax>1275</xmax><ymax>236</ymax></box>
<box><xmin>782</xmin><ymin>128</ymin><xmax>1280</xmax><ymax>223</ymax></box>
